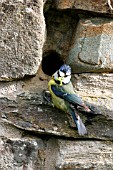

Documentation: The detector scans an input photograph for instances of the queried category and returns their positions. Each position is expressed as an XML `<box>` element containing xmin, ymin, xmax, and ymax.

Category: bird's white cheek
<box><xmin>59</xmin><ymin>71</ymin><xmax>65</xmax><ymax>77</ymax></box>
<box><xmin>68</xmin><ymin>75</ymin><xmax>71</xmax><ymax>80</ymax></box>
<box><xmin>63</xmin><ymin>76</ymin><xmax>71</xmax><ymax>84</ymax></box>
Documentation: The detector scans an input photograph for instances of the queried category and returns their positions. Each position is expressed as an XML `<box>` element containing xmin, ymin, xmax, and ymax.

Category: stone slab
<box><xmin>67</xmin><ymin>18</ymin><xmax>113</xmax><ymax>73</ymax></box>
<box><xmin>0</xmin><ymin>0</ymin><xmax>45</xmax><ymax>81</ymax></box>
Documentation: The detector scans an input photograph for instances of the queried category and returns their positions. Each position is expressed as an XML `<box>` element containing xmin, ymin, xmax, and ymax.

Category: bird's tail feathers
<box><xmin>76</xmin><ymin>115</ymin><xmax>87</xmax><ymax>136</ymax></box>
<box><xmin>70</xmin><ymin>110</ymin><xmax>87</xmax><ymax>136</ymax></box>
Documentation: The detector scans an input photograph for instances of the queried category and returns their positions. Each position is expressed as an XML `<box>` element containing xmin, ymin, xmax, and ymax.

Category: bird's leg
<box><xmin>77</xmin><ymin>104</ymin><xmax>97</xmax><ymax>125</ymax></box>
<box><xmin>83</xmin><ymin>104</ymin><xmax>91</xmax><ymax>112</ymax></box>
<box><xmin>77</xmin><ymin>103</ymin><xmax>96</xmax><ymax>115</ymax></box>
<box><xmin>42</xmin><ymin>90</ymin><xmax>54</xmax><ymax>107</ymax></box>
<box><xmin>71</xmin><ymin>104</ymin><xmax>95</xmax><ymax>125</ymax></box>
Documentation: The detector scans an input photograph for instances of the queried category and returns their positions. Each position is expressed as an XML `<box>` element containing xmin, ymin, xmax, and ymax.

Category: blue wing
<box><xmin>51</xmin><ymin>85</ymin><xmax>84</xmax><ymax>107</ymax></box>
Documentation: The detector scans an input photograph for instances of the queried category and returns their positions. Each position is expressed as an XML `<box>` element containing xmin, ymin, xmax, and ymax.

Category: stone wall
<box><xmin>0</xmin><ymin>0</ymin><xmax>113</xmax><ymax>169</ymax></box>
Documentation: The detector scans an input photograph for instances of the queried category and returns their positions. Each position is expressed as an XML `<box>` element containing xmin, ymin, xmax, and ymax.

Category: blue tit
<box><xmin>48</xmin><ymin>64</ymin><xmax>93</xmax><ymax>136</ymax></box>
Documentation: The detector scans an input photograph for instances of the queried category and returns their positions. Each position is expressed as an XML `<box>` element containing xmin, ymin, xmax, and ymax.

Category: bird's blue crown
<box><xmin>59</xmin><ymin>64</ymin><xmax>71</xmax><ymax>75</ymax></box>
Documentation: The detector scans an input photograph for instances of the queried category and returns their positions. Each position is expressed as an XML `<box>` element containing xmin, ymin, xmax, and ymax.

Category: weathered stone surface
<box><xmin>0</xmin><ymin>136</ymin><xmax>60</xmax><ymax>170</ymax></box>
<box><xmin>0</xmin><ymin>0</ymin><xmax>45</xmax><ymax>81</ymax></box>
<box><xmin>0</xmin><ymin>80</ymin><xmax>24</xmax><ymax>100</ymax></box>
<box><xmin>72</xmin><ymin>73</ymin><xmax>113</xmax><ymax>118</ymax></box>
<box><xmin>1</xmin><ymin>137</ymin><xmax>113</xmax><ymax>170</ymax></box>
<box><xmin>0</xmin><ymin>71</ymin><xmax>48</xmax><ymax>100</ymax></box>
<box><xmin>56</xmin><ymin>139</ymin><xmax>113</xmax><ymax>170</ymax></box>
<box><xmin>0</xmin><ymin>121</ymin><xmax>23</xmax><ymax>138</ymax></box>
<box><xmin>66</xmin><ymin>17</ymin><xmax>113</xmax><ymax>73</ymax></box>
<box><xmin>52</xmin><ymin>0</ymin><xmax>113</xmax><ymax>17</ymax></box>
<box><xmin>0</xmin><ymin>137</ymin><xmax>45</xmax><ymax>170</ymax></box>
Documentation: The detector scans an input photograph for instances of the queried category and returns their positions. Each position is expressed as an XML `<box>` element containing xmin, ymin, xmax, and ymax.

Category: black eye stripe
<box><xmin>58</xmin><ymin>71</ymin><xmax>60</xmax><ymax>77</ymax></box>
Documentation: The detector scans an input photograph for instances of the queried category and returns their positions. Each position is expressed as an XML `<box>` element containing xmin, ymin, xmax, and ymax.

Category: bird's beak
<box><xmin>58</xmin><ymin>77</ymin><xmax>63</xmax><ymax>86</ymax></box>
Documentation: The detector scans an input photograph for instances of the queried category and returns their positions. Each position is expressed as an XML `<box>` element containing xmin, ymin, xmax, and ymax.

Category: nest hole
<box><xmin>42</xmin><ymin>51</ymin><xmax>64</xmax><ymax>76</ymax></box>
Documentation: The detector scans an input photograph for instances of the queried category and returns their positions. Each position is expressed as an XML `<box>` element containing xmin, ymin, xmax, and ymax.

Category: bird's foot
<box><xmin>42</xmin><ymin>90</ymin><xmax>54</xmax><ymax>107</ymax></box>
<box><xmin>77</xmin><ymin>105</ymin><xmax>96</xmax><ymax>115</ymax></box>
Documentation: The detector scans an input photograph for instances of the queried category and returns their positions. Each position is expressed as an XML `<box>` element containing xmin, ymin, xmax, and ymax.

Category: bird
<box><xmin>48</xmin><ymin>64</ymin><xmax>93</xmax><ymax>136</ymax></box>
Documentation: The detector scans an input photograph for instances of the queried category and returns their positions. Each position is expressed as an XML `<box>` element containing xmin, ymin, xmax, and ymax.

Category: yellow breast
<box><xmin>48</xmin><ymin>79</ymin><xmax>68</xmax><ymax>112</ymax></box>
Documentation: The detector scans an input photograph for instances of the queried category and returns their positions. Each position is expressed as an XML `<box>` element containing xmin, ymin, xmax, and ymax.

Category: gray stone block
<box><xmin>66</xmin><ymin>18</ymin><xmax>113</xmax><ymax>73</ymax></box>
<box><xmin>0</xmin><ymin>0</ymin><xmax>45</xmax><ymax>81</ymax></box>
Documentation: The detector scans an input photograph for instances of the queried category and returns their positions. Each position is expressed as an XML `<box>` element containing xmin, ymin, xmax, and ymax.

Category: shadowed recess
<box><xmin>42</xmin><ymin>51</ymin><xmax>64</xmax><ymax>76</ymax></box>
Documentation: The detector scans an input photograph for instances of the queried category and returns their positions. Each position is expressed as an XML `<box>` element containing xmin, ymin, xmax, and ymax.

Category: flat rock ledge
<box><xmin>0</xmin><ymin>92</ymin><xmax>113</xmax><ymax>140</ymax></box>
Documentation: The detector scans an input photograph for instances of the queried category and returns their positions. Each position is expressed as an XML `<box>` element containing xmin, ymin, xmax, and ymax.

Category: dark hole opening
<box><xmin>42</xmin><ymin>51</ymin><xmax>64</xmax><ymax>76</ymax></box>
